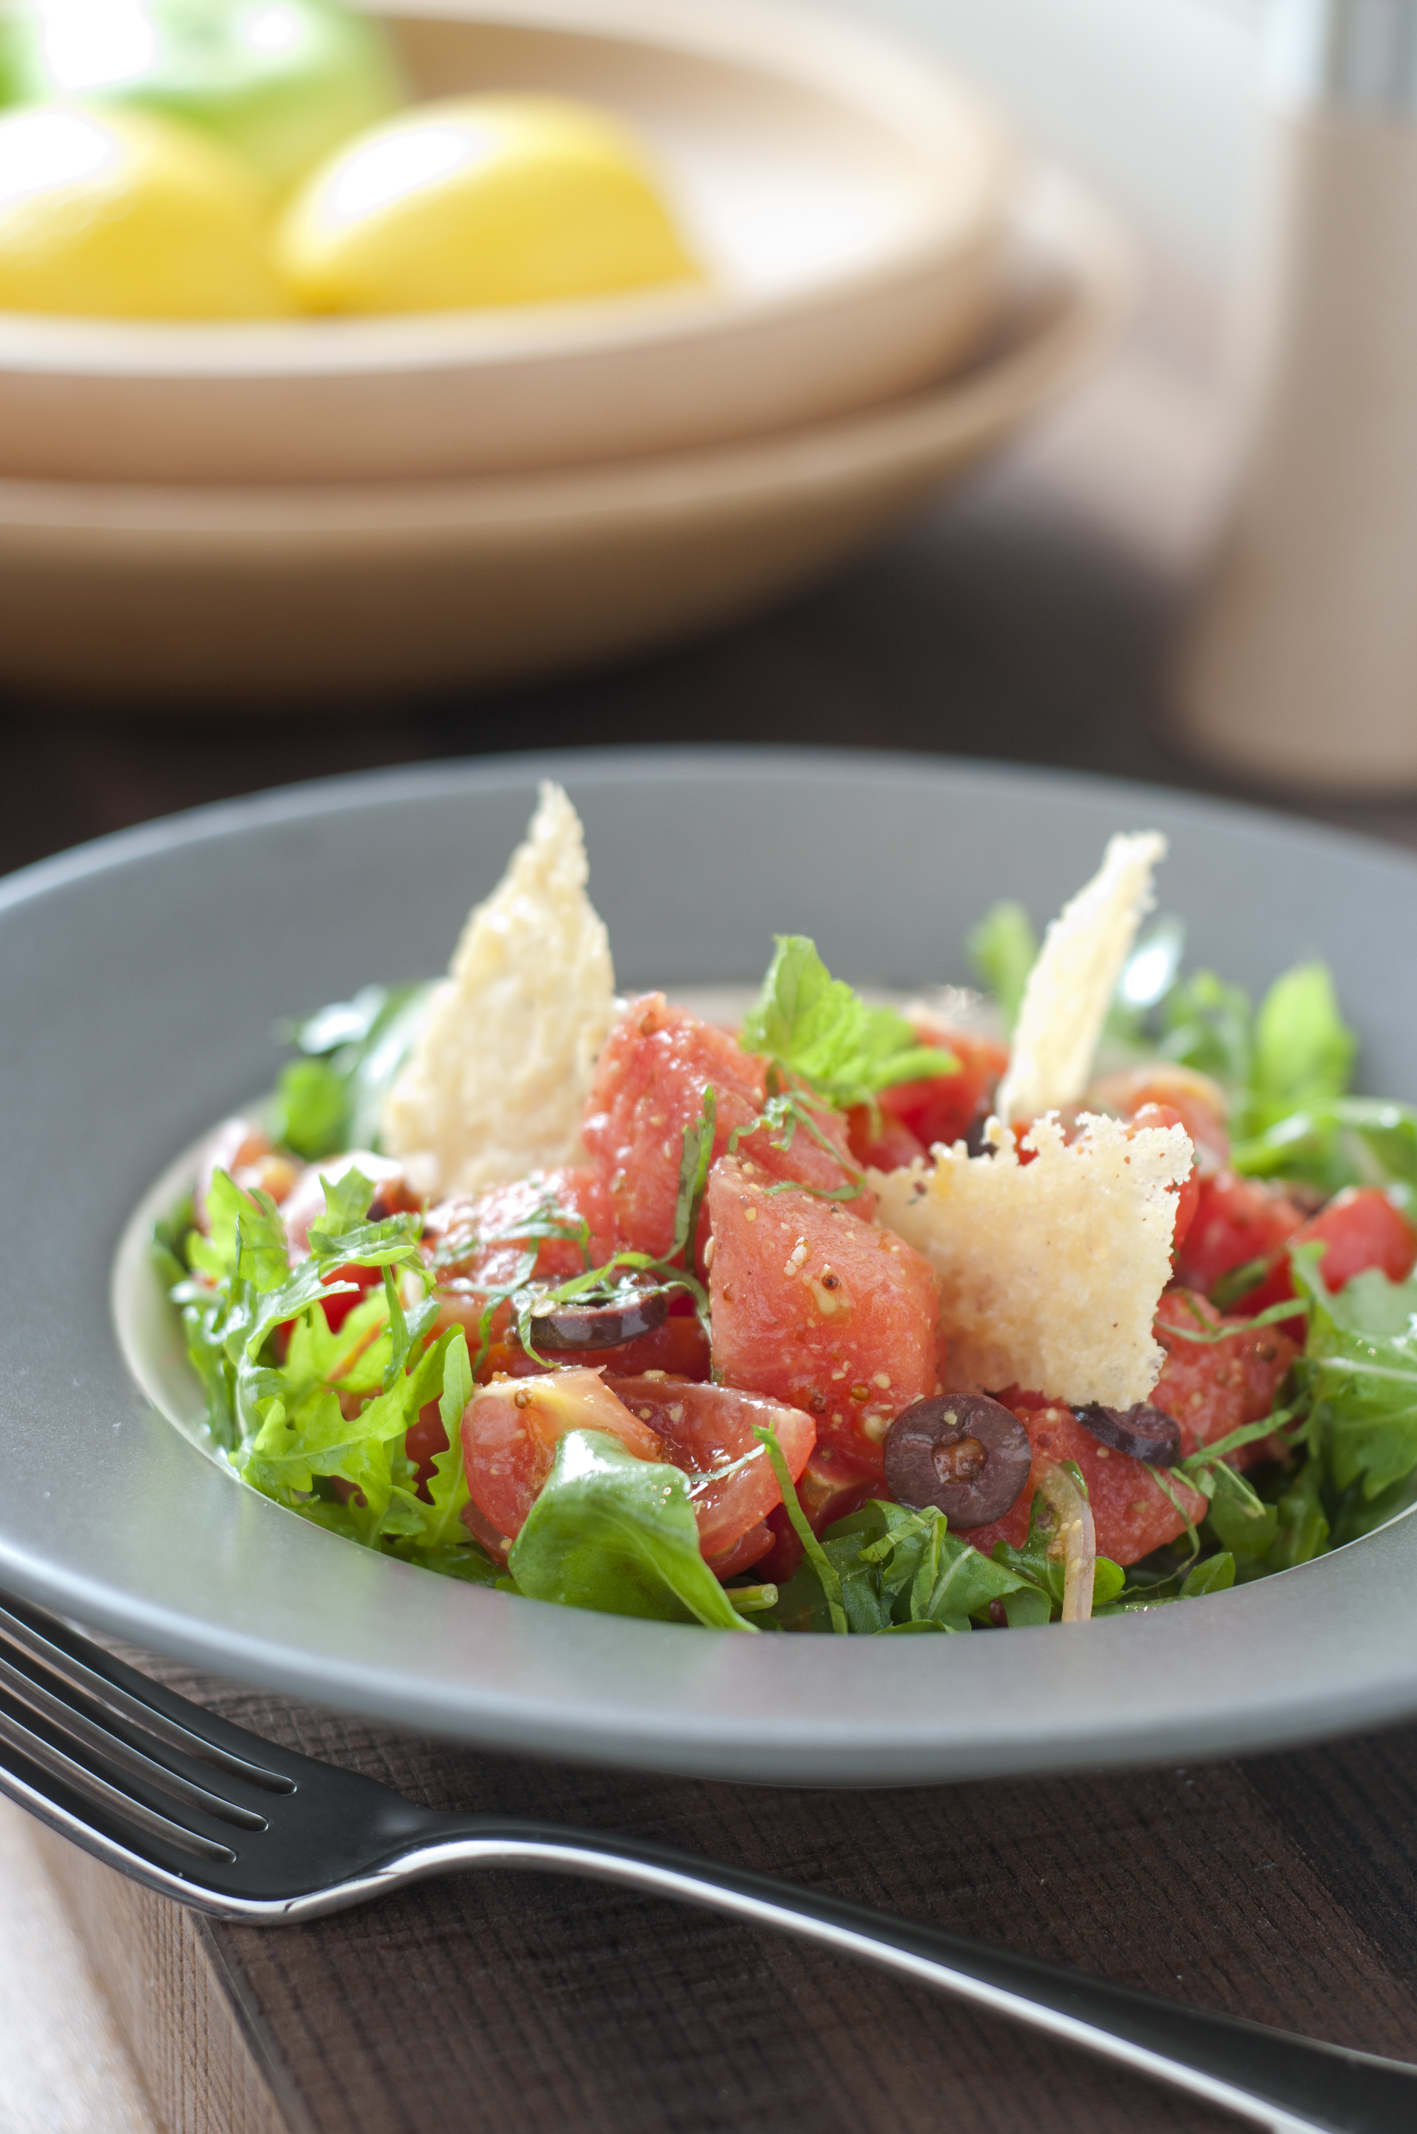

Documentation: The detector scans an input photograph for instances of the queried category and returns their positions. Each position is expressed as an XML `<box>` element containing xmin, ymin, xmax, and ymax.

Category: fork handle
<box><xmin>363</xmin><ymin>1821</ymin><xmax>1415</xmax><ymax>2134</ymax></box>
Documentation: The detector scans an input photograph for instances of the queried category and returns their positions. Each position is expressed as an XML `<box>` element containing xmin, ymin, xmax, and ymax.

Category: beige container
<box><xmin>1181</xmin><ymin>0</ymin><xmax>1417</xmax><ymax>791</ymax></box>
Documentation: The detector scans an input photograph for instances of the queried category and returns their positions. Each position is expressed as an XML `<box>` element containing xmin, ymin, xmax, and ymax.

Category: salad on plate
<box><xmin>148</xmin><ymin>783</ymin><xmax>1417</xmax><ymax>1638</ymax></box>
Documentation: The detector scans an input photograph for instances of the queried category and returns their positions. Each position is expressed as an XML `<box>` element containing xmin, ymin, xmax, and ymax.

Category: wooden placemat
<box><xmin>26</xmin><ymin>1642</ymin><xmax>1417</xmax><ymax>2134</ymax></box>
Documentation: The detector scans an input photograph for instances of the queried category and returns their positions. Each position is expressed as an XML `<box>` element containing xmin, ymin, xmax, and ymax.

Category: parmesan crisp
<box><xmin>871</xmin><ymin>1112</ymin><xmax>1192</xmax><ymax>1408</ymax></box>
<box><xmin>997</xmin><ymin>831</ymin><xmax>1166</xmax><ymax>1124</ymax></box>
<box><xmin>381</xmin><ymin>782</ymin><xmax>616</xmax><ymax>1193</ymax></box>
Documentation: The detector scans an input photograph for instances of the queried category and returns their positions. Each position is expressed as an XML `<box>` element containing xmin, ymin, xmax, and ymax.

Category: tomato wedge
<box><xmin>459</xmin><ymin>1365</ymin><xmax>816</xmax><ymax>1576</ymax></box>
<box><xmin>460</xmin><ymin>1367</ymin><xmax>662</xmax><ymax>1546</ymax></box>
<box><xmin>605</xmin><ymin>1376</ymin><xmax>815</xmax><ymax>1569</ymax></box>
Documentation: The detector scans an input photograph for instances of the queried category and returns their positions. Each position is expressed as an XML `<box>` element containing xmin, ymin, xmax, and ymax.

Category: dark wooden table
<box><xmin>10</xmin><ymin>280</ymin><xmax>1417</xmax><ymax>2134</ymax></box>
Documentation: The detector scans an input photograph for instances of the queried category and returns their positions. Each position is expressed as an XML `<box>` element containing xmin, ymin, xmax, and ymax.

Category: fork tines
<box><xmin>0</xmin><ymin>1592</ymin><xmax>289</xmax><ymax>1868</ymax></box>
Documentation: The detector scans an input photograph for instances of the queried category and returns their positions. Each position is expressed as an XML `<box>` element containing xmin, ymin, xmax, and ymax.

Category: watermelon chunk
<box><xmin>707</xmin><ymin>1155</ymin><xmax>939</xmax><ymax>1477</ymax></box>
<box><xmin>582</xmin><ymin>994</ymin><xmax>868</xmax><ymax>1263</ymax></box>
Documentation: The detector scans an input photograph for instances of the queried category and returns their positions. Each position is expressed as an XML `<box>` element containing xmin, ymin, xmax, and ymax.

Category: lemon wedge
<box><xmin>276</xmin><ymin>94</ymin><xmax>702</xmax><ymax>314</ymax></box>
<box><xmin>0</xmin><ymin>103</ymin><xmax>290</xmax><ymax>318</ymax></box>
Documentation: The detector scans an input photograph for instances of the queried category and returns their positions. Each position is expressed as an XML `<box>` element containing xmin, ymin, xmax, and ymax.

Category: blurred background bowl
<box><xmin>0</xmin><ymin>0</ymin><xmax>1015</xmax><ymax>486</ymax></box>
<box><xmin>0</xmin><ymin>167</ymin><xmax>1129</xmax><ymax>701</ymax></box>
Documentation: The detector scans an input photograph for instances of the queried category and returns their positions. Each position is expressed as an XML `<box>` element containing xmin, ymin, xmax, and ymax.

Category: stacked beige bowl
<box><xmin>0</xmin><ymin>0</ymin><xmax>1132</xmax><ymax>701</ymax></box>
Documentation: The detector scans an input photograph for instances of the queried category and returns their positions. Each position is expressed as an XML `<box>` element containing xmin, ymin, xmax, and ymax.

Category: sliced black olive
<box><xmin>1070</xmin><ymin>1401</ymin><xmax>1182</xmax><ymax>1466</ymax></box>
<box><xmin>527</xmin><ymin>1283</ymin><xmax>670</xmax><ymax>1352</ymax></box>
<box><xmin>883</xmin><ymin>1393</ymin><xmax>1033</xmax><ymax>1530</ymax></box>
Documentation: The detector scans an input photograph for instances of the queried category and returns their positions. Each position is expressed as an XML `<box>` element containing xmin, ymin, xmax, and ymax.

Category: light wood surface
<box><xmin>0</xmin><ymin>1799</ymin><xmax>159</xmax><ymax>2134</ymax></box>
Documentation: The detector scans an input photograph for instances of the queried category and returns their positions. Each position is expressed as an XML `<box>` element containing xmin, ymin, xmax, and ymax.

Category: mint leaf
<box><xmin>967</xmin><ymin>901</ymin><xmax>1037</xmax><ymax>1032</ymax></box>
<box><xmin>741</xmin><ymin>936</ymin><xmax>953</xmax><ymax>1109</ymax></box>
<box><xmin>507</xmin><ymin>1430</ymin><xmax>756</xmax><ymax>1631</ymax></box>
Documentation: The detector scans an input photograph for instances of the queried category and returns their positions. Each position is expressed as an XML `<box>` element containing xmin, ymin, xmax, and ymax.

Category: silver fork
<box><xmin>0</xmin><ymin>1587</ymin><xmax>1412</xmax><ymax>2134</ymax></box>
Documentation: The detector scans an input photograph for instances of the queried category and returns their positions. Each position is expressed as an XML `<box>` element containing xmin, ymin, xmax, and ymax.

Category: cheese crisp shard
<box><xmin>871</xmin><ymin>1112</ymin><xmax>1192</xmax><ymax>1408</ymax></box>
<box><xmin>381</xmin><ymin>782</ymin><xmax>616</xmax><ymax>1194</ymax></box>
<box><xmin>997</xmin><ymin>831</ymin><xmax>1167</xmax><ymax>1124</ymax></box>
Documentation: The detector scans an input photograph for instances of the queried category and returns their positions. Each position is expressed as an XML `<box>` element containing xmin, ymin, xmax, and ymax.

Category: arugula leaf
<box><xmin>967</xmin><ymin>901</ymin><xmax>1037</xmax><ymax>1032</ymax></box>
<box><xmin>1296</xmin><ymin>1250</ymin><xmax>1417</xmax><ymax>1501</ymax></box>
<box><xmin>741</xmin><ymin>936</ymin><xmax>954</xmax><ymax>1109</ymax></box>
<box><xmin>1205</xmin><ymin>1488</ymin><xmax>1279</xmax><ymax>1566</ymax></box>
<box><xmin>1271</xmin><ymin>1459</ymin><xmax>1331</xmax><ymax>1569</ymax></box>
<box><xmin>187</xmin><ymin>1168</ymin><xmax>284</xmax><ymax>1287</ymax></box>
<box><xmin>506</xmin><ymin>1430</ymin><xmax>756</xmax><ymax>1631</ymax></box>
<box><xmin>856</xmin><ymin>1501</ymin><xmax>1033</xmax><ymax>1629</ymax></box>
<box><xmin>239</xmin><ymin>1323</ymin><xmax>453</xmax><ymax>1532</ymax></box>
<box><xmin>1230</xmin><ymin>1096</ymin><xmax>1417</xmax><ymax>1204</ymax></box>
<box><xmin>311</xmin><ymin>1164</ymin><xmax>379</xmax><ymax>1241</ymax></box>
<box><xmin>1244</xmin><ymin>962</ymin><xmax>1356</xmax><ymax>1136</ymax></box>
<box><xmin>408</xmin><ymin>1330</ymin><xmax>475</xmax><ymax>1551</ymax></box>
<box><xmin>766</xmin><ymin>1497</ymin><xmax>1035</xmax><ymax>1634</ymax></box>
<box><xmin>170</xmin><ymin>1152</ymin><xmax>477</xmax><ymax>1569</ymax></box>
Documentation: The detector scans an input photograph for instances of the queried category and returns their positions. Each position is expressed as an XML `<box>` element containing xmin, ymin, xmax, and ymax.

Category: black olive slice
<box><xmin>527</xmin><ymin>1283</ymin><xmax>671</xmax><ymax>1352</ymax></box>
<box><xmin>1070</xmin><ymin>1401</ymin><xmax>1182</xmax><ymax>1466</ymax></box>
<box><xmin>883</xmin><ymin>1393</ymin><xmax>1033</xmax><ymax>1530</ymax></box>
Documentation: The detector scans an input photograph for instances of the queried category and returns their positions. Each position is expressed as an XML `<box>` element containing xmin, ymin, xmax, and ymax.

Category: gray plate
<box><xmin>4</xmin><ymin>745</ymin><xmax>1416</xmax><ymax>1787</ymax></box>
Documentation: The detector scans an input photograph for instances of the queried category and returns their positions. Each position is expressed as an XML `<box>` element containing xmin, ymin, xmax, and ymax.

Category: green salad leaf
<box><xmin>1296</xmin><ymin>1249</ymin><xmax>1417</xmax><ymax>1505</ymax></box>
<box><xmin>1158</xmin><ymin>968</ymin><xmax>1253</xmax><ymax>1091</ymax></box>
<box><xmin>272</xmin><ymin>1058</ymin><xmax>348</xmax><ymax>1165</ymax></box>
<box><xmin>1244</xmin><ymin>963</ymin><xmax>1356</xmax><ymax>1137</ymax></box>
<box><xmin>274</xmin><ymin>981</ymin><xmax>432</xmax><ymax>1158</ymax></box>
<box><xmin>967</xmin><ymin>901</ymin><xmax>1037</xmax><ymax>1033</ymax></box>
<box><xmin>989</xmin><ymin>1482</ymin><xmax>1126</xmax><ymax>1620</ymax></box>
<box><xmin>167</xmin><ymin>1163</ymin><xmax>496</xmax><ymax>1580</ymax></box>
<box><xmin>741</xmin><ymin>936</ymin><xmax>954</xmax><ymax>1109</ymax></box>
<box><xmin>766</xmin><ymin>1495</ymin><xmax>1042</xmax><ymax>1635</ymax></box>
<box><xmin>1179</xmin><ymin>1551</ymin><xmax>1237</xmax><ymax>1598</ymax></box>
<box><xmin>1153</xmin><ymin>958</ymin><xmax>1358</xmax><ymax>1142</ymax></box>
<box><xmin>1229</xmin><ymin>1096</ymin><xmax>1417</xmax><ymax>1205</ymax></box>
<box><xmin>506</xmin><ymin>1430</ymin><xmax>756</xmax><ymax>1630</ymax></box>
